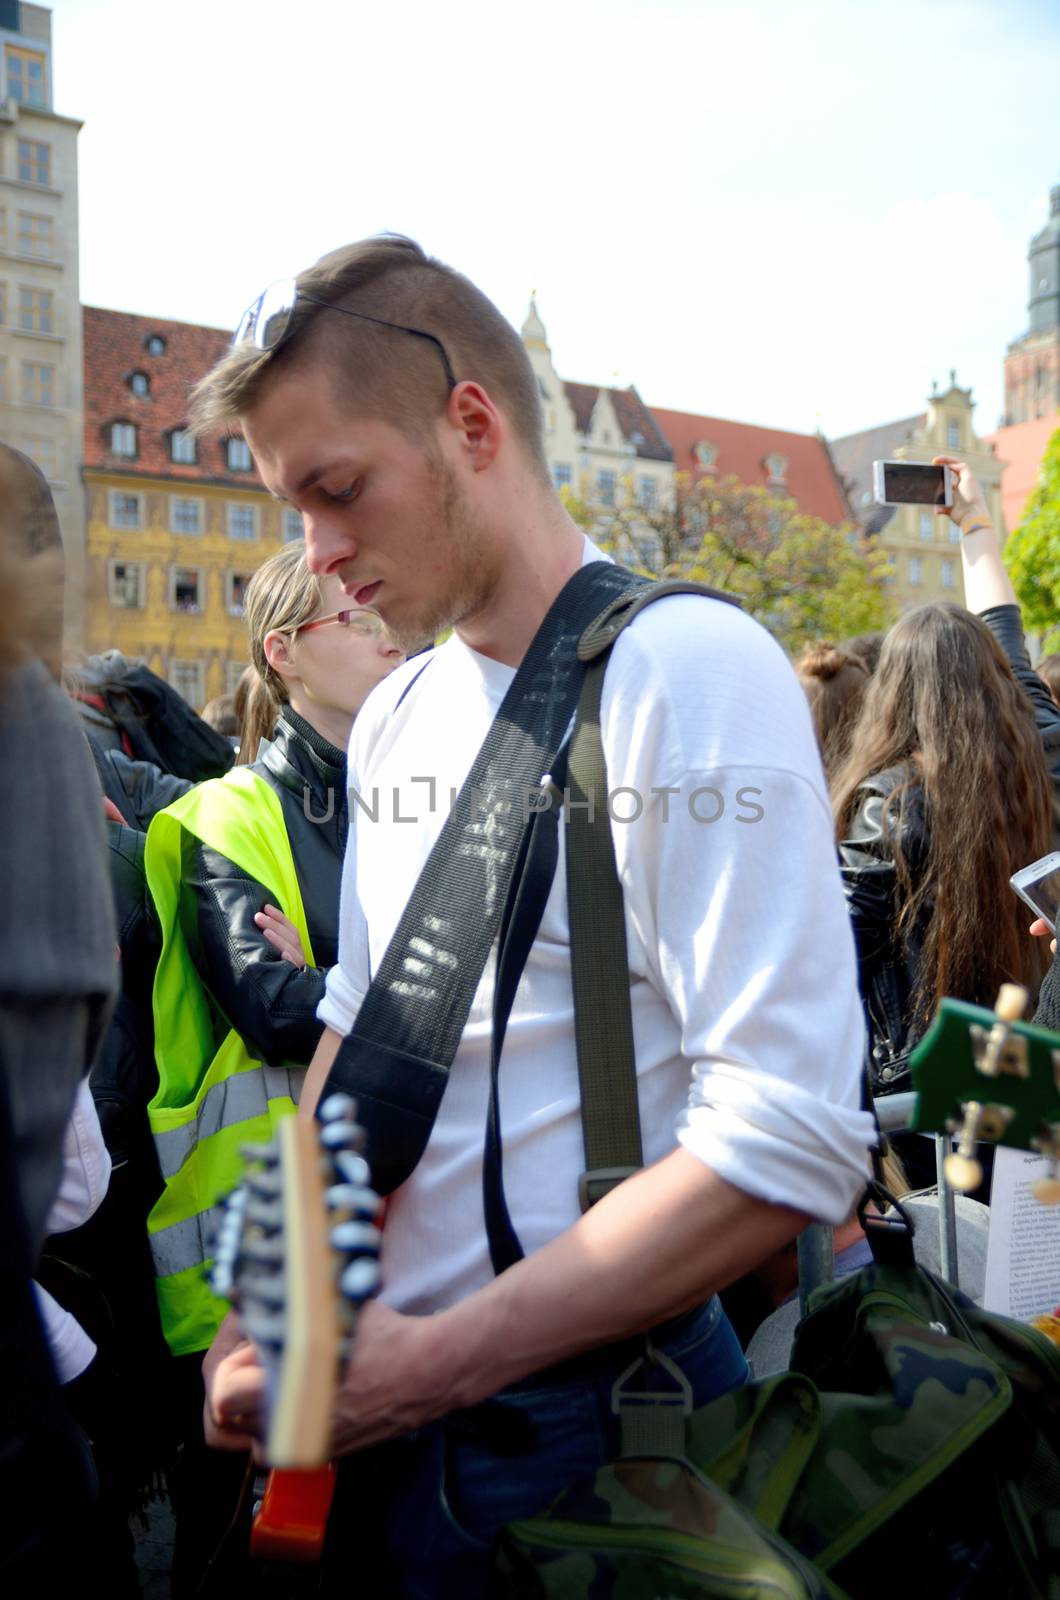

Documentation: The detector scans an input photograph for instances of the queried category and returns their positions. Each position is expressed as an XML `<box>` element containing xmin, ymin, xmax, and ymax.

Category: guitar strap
<box><xmin>322</xmin><ymin>560</ymin><xmax>653</xmax><ymax>1195</ymax></box>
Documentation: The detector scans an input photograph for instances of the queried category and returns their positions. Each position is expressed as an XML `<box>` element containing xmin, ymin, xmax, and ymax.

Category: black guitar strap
<box><xmin>321</xmin><ymin>561</ymin><xmax>652</xmax><ymax>1195</ymax></box>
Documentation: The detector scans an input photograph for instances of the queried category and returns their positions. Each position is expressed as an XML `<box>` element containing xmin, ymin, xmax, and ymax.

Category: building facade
<box><xmin>0</xmin><ymin>2</ymin><xmax>85</xmax><ymax>641</ymax></box>
<box><xmin>1003</xmin><ymin>181</ymin><xmax>1060</xmax><ymax>427</ymax></box>
<box><xmin>521</xmin><ymin>300</ymin><xmax>674</xmax><ymax>514</ymax></box>
<box><xmin>831</xmin><ymin>377</ymin><xmax>1002</xmax><ymax>611</ymax></box>
<box><xmin>82</xmin><ymin>307</ymin><xmax>300</xmax><ymax>709</ymax></box>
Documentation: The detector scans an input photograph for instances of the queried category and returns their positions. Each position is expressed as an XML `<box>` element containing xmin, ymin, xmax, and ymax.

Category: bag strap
<box><xmin>482</xmin><ymin>579</ymin><xmax>738</xmax><ymax>1273</ymax></box>
<box><xmin>323</xmin><ymin>561</ymin><xmax>651</xmax><ymax>1195</ymax></box>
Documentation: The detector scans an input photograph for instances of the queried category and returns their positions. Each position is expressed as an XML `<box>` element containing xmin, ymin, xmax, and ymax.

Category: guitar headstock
<box><xmin>910</xmin><ymin>985</ymin><xmax>1060</xmax><ymax>1202</ymax></box>
<box><xmin>211</xmin><ymin>1093</ymin><xmax>382</xmax><ymax>1468</ymax></box>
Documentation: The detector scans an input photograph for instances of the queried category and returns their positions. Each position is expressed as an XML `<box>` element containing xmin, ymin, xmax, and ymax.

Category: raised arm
<box><xmin>933</xmin><ymin>454</ymin><xmax>1018</xmax><ymax>613</ymax></box>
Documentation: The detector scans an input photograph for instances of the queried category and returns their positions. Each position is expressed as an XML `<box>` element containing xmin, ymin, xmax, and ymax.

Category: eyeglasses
<box><xmin>293</xmin><ymin>608</ymin><xmax>389</xmax><ymax>639</ymax></box>
<box><xmin>233</xmin><ymin>277</ymin><xmax>458</xmax><ymax>393</ymax></box>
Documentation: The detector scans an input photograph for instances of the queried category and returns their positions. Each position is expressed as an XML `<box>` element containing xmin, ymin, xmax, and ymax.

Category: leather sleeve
<box><xmin>182</xmin><ymin>837</ymin><xmax>328</xmax><ymax>1068</ymax></box>
<box><xmin>93</xmin><ymin>745</ymin><xmax>194</xmax><ymax>831</ymax></box>
<box><xmin>979</xmin><ymin>604</ymin><xmax>1060</xmax><ymax>739</ymax></box>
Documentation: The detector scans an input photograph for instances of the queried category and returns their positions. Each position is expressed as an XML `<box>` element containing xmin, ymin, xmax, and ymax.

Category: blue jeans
<box><xmin>324</xmin><ymin>1296</ymin><xmax>748</xmax><ymax>1598</ymax></box>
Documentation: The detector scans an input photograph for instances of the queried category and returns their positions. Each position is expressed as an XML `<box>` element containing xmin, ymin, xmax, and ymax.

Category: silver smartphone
<box><xmin>1010</xmin><ymin>851</ymin><xmax>1060</xmax><ymax>932</ymax></box>
<box><xmin>872</xmin><ymin>460</ymin><xmax>954</xmax><ymax>509</ymax></box>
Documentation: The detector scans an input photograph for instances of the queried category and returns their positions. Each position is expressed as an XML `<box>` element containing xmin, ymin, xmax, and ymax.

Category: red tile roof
<box><xmin>564</xmin><ymin>381</ymin><xmax>673</xmax><ymax>461</ymax></box>
<box><xmin>650</xmin><ymin>406</ymin><xmax>853</xmax><ymax>524</ymax></box>
<box><xmin>82</xmin><ymin>306</ymin><xmax>263</xmax><ymax>487</ymax></box>
<box><xmin>983</xmin><ymin>415</ymin><xmax>1060</xmax><ymax>533</ymax></box>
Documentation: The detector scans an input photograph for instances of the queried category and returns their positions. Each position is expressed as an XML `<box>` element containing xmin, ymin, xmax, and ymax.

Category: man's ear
<box><xmin>445</xmin><ymin>381</ymin><xmax>503</xmax><ymax>472</ymax></box>
<box><xmin>263</xmin><ymin>629</ymin><xmax>298</xmax><ymax>686</ymax></box>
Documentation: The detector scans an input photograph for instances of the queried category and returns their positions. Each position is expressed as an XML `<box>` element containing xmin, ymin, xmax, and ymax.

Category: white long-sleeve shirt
<box><xmin>320</xmin><ymin>540</ymin><xmax>874</xmax><ymax>1314</ymax></box>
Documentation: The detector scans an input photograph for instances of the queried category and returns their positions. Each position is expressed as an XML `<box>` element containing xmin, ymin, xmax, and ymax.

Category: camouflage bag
<box><xmin>499</xmin><ymin>1235</ymin><xmax>1060</xmax><ymax>1599</ymax></box>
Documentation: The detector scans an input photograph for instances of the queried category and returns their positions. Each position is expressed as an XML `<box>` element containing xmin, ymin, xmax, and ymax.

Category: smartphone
<box><xmin>1010</xmin><ymin>851</ymin><xmax>1060</xmax><ymax>932</ymax></box>
<box><xmin>872</xmin><ymin>461</ymin><xmax>954</xmax><ymax>509</ymax></box>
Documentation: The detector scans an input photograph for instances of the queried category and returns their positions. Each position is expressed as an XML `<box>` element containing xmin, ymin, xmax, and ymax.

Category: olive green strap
<box><xmin>567</xmin><ymin>656</ymin><xmax>643</xmax><ymax>1210</ymax></box>
<box><xmin>568</xmin><ymin>578</ymin><xmax>740</xmax><ymax>1211</ymax></box>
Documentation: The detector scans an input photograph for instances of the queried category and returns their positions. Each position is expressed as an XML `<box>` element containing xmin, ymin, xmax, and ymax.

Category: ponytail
<box><xmin>236</xmin><ymin>671</ymin><xmax>283</xmax><ymax>766</ymax></box>
<box><xmin>237</xmin><ymin>541</ymin><xmax>323</xmax><ymax>766</ymax></box>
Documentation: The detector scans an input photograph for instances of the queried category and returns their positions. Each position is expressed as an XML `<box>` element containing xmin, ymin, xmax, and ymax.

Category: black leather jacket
<box><xmin>180</xmin><ymin>710</ymin><xmax>348</xmax><ymax>1069</ymax></box>
<box><xmin>840</xmin><ymin>604</ymin><xmax>1060</xmax><ymax>1092</ymax></box>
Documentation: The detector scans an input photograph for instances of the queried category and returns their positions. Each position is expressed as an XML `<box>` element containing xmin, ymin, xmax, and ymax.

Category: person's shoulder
<box><xmin>615</xmin><ymin>589</ymin><xmax>788</xmax><ymax>676</ymax></box>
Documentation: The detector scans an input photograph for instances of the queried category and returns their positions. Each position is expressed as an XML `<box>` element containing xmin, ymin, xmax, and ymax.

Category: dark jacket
<box><xmin>180</xmin><ymin>709</ymin><xmax>348</xmax><ymax>1069</ymax></box>
<box><xmin>840</xmin><ymin>604</ymin><xmax>1060</xmax><ymax>1093</ymax></box>
<box><xmin>89</xmin><ymin>739</ymin><xmax>193</xmax><ymax>832</ymax></box>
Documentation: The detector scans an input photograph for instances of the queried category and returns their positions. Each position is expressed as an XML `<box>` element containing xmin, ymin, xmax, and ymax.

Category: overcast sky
<box><xmin>54</xmin><ymin>0</ymin><xmax>1060</xmax><ymax>440</ymax></box>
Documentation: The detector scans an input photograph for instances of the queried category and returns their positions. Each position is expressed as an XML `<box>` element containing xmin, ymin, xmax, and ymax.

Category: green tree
<box><xmin>1005</xmin><ymin>427</ymin><xmax>1060</xmax><ymax>651</ymax></box>
<box><xmin>564</xmin><ymin>472</ymin><xmax>894</xmax><ymax>655</ymax></box>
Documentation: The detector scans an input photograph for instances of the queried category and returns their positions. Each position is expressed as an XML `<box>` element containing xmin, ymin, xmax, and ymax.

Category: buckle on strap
<box><xmin>611</xmin><ymin>1340</ymin><xmax>693</xmax><ymax>1459</ymax></box>
<box><xmin>579</xmin><ymin>1166</ymin><xmax>639</xmax><ymax>1213</ymax></box>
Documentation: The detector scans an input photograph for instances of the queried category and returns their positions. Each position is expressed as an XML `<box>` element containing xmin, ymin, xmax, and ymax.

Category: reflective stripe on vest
<box><xmin>144</xmin><ymin>767</ymin><xmax>317</xmax><ymax>1357</ymax></box>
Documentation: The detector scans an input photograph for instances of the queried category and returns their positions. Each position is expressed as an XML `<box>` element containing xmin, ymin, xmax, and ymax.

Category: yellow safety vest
<box><xmin>144</xmin><ymin>767</ymin><xmax>316</xmax><ymax>1356</ymax></box>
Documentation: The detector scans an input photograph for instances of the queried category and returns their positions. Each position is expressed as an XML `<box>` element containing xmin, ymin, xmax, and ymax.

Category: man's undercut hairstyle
<box><xmin>189</xmin><ymin>235</ymin><xmax>548</xmax><ymax>479</ymax></box>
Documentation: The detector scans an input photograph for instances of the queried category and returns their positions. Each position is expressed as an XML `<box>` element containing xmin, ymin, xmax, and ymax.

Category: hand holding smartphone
<box><xmin>1010</xmin><ymin>852</ymin><xmax>1060</xmax><ymax>933</ymax></box>
<box><xmin>872</xmin><ymin>461</ymin><xmax>954</xmax><ymax>508</ymax></box>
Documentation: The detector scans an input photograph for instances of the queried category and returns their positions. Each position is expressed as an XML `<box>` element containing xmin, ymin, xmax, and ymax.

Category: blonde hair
<box><xmin>237</xmin><ymin>542</ymin><xmax>323</xmax><ymax>765</ymax></box>
<box><xmin>189</xmin><ymin>234</ymin><xmax>548</xmax><ymax>480</ymax></box>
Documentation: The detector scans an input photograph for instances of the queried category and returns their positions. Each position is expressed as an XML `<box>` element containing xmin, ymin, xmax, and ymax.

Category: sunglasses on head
<box><xmin>233</xmin><ymin>278</ymin><xmax>458</xmax><ymax>392</ymax></box>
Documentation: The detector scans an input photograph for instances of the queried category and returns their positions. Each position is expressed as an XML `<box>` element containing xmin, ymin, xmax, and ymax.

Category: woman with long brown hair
<box><xmin>795</xmin><ymin>641</ymin><xmax>868</xmax><ymax>778</ymax></box>
<box><xmin>834</xmin><ymin>459</ymin><xmax>1059</xmax><ymax>1147</ymax></box>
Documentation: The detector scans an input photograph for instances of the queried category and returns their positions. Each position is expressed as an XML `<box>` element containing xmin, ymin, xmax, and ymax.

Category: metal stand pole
<box><xmin>934</xmin><ymin>1132</ymin><xmax>959</xmax><ymax>1288</ymax></box>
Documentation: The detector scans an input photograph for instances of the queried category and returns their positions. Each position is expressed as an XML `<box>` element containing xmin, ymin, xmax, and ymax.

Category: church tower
<box><xmin>1004</xmin><ymin>181</ymin><xmax>1060</xmax><ymax>425</ymax></box>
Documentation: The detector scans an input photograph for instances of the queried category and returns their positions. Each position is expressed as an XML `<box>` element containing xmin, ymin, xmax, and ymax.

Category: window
<box><xmin>282</xmin><ymin>507</ymin><xmax>304</xmax><ymax>543</ymax></box>
<box><xmin>109</xmin><ymin>491</ymin><xmax>142</xmax><ymax>529</ymax></box>
<box><xmin>919</xmin><ymin>512</ymin><xmax>934</xmax><ymax>540</ymax></box>
<box><xmin>145</xmin><ymin>334</ymin><xmax>166</xmax><ymax>357</ymax></box>
<box><xmin>226</xmin><ymin>437</ymin><xmax>252</xmax><ymax>472</ymax></box>
<box><xmin>227</xmin><ymin>572</ymin><xmax>251</xmax><ymax>616</ymax></box>
<box><xmin>6</xmin><ymin>46</ymin><xmax>46</xmax><ymax>108</ymax></box>
<box><xmin>128</xmin><ymin>370</ymin><xmax>150</xmax><ymax>397</ymax></box>
<box><xmin>226</xmin><ymin>661</ymin><xmax>247</xmax><ymax>695</ymax></box>
<box><xmin>107</xmin><ymin>560</ymin><xmax>144</xmax><ymax>608</ymax></box>
<box><xmin>169</xmin><ymin>660</ymin><xmax>203</xmax><ymax>707</ymax></box>
<box><xmin>941</xmin><ymin>558</ymin><xmax>956</xmax><ymax>590</ymax></box>
<box><xmin>170</xmin><ymin>496</ymin><xmax>203</xmax><ymax>536</ymax></box>
<box><xmin>694</xmin><ymin>441</ymin><xmax>718</xmax><ymax>470</ymax></box>
<box><xmin>17</xmin><ymin>140</ymin><xmax>50</xmax><ymax>186</ymax></box>
<box><xmin>16</xmin><ymin>212</ymin><xmax>52</xmax><ymax>259</ymax></box>
<box><xmin>949</xmin><ymin>521</ymin><xmax>962</xmax><ymax>544</ymax></box>
<box><xmin>169</xmin><ymin>429</ymin><xmax>197</xmax><ymax>464</ymax></box>
<box><xmin>908</xmin><ymin>556</ymin><xmax>923</xmax><ymax>586</ymax></box>
<box><xmin>947</xmin><ymin>421</ymin><xmax>960</xmax><ymax>449</ymax></box>
<box><xmin>227</xmin><ymin>502</ymin><xmax>257</xmax><ymax>541</ymax></box>
<box><xmin>596</xmin><ymin>470</ymin><xmax>616</xmax><ymax>507</ymax></box>
<box><xmin>637</xmin><ymin>476</ymin><xmax>658</xmax><ymax>511</ymax></box>
<box><xmin>19</xmin><ymin>286</ymin><xmax>53</xmax><ymax>334</ymax></box>
<box><xmin>0</xmin><ymin>283</ymin><xmax>5</xmax><ymax>325</ymax></box>
<box><xmin>552</xmin><ymin>463</ymin><xmax>572</xmax><ymax>491</ymax></box>
<box><xmin>23</xmin><ymin>434</ymin><xmax>56</xmax><ymax>478</ymax></box>
<box><xmin>20</xmin><ymin>361</ymin><xmax>54</xmax><ymax>406</ymax></box>
<box><xmin>765</xmin><ymin>453</ymin><xmax>788</xmax><ymax>483</ymax></box>
<box><xmin>110</xmin><ymin>421</ymin><xmax>137</xmax><ymax>457</ymax></box>
<box><xmin>170</xmin><ymin>566</ymin><xmax>202</xmax><ymax>613</ymax></box>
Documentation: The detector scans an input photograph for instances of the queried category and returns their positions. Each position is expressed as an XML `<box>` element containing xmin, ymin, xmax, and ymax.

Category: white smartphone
<box><xmin>872</xmin><ymin>460</ymin><xmax>954</xmax><ymax>509</ymax></box>
<box><xmin>1010</xmin><ymin>851</ymin><xmax>1060</xmax><ymax>932</ymax></box>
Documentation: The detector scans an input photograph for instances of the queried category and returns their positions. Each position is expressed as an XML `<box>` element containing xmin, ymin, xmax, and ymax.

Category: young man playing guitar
<box><xmin>191</xmin><ymin>237</ymin><xmax>874</xmax><ymax>1596</ymax></box>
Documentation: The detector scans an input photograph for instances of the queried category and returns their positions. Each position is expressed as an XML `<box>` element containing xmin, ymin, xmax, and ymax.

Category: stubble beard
<box><xmin>386</xmin><ymin>460</ymin><xmax>497</xmax><ymax>654</ymax></box>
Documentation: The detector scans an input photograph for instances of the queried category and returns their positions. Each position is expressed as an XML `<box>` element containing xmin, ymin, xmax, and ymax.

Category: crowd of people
<box><xmin>5</xmin><ymin>234</ymin><xmax>1060</xmax><ymax>1597</ymax></box>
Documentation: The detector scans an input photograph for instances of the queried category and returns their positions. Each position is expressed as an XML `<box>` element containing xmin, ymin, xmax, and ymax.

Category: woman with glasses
<box><xmin>143</xmin><ymin>542</ymin><xmax>403</xmax><ymax>1593</ymax></box>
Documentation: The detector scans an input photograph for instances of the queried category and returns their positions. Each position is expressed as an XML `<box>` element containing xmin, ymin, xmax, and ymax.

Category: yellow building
<box><xmin>831</xmin><ymin>375</ymin><xmax>1003</xmax><ymax>611</ymax></box>
<box><xmin>82</xmin><ymin>306</ymin><xmax>302</xmax><ymax>708</ymax></box>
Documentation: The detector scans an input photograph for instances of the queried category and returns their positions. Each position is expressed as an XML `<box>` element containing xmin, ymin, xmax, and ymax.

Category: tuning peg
<box><xmin>319</xmin><ymin>1119</ymin><xmax>367</xmax><ymax>1154</ymax></box>
<box><xmin>319</xmin><ymin>1092</ymin><xmax>359</xmax><ymax>1124</ymax></box>
<box><xmin>944</xmin><ymin>1101</ymin><xmax>985</xmax><ymax>1193</ymax></box>
<box><xmin>240</xmin><ymin>1140</ymin><xmax>279</xmax><ymax>1166</ymax></box>
<box><xmin>330</xmin><ymin>1219</ymin><xmax>382</xmax><ymax>1256</ymax></box>
<box><xmin>340</xmin><ymin>1257</ymin><xmax>381</xmax><ymax>1304</ymax></box>
<box><xmin>332</xmin><ymin>1150</ymin><xmax>372</xmax><ymax>1188</ymax></box>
